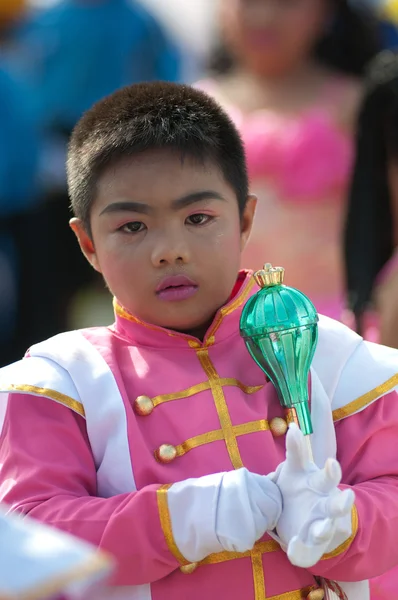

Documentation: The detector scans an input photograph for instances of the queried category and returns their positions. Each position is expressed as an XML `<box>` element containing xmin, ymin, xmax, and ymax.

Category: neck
<box><xmin>228</xmin><ymin>59</ymin><xmax>329</xmax><ymax>113</ymax></box>
<box><xmin>178</xmin><ymin>317</ymin><xmax>216</xmax><ymax>342</ymax></box>
<box><xmin>238</xmin><ymin>59</ymin><xmax>325</xmax><ymax>91</ymax></box>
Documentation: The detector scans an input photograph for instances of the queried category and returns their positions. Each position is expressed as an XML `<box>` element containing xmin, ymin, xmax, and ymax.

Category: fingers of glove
<box><xmin>267</xmin><ymin>466</ymin><xmax>280</xmax><ymax>483</ymax></box>
<box><xmin>250</xmin><ymin>471</ymin><xmax>282</xmax><ymax>502</ymax></box>
<box><xmin>331</xmin><ymin>514</ymin><xmax>353</xmax><ymax>548</ymax></box>
<box><xmin>308</xmin><ymin>458</ymin><xmax>341</xmax><ymax>494</ymax></box>
<box><xmin>307</xmin><ymin>518</ymin><xmax>335</xmax><ymax>545</ymax></box>
<box><xmin>285</xmin><ymin>423</ymin><xmax>312</xmax><ymax>471</ymax></box>
<box><xmin>248</xmin><ymin>473</ymin><xmax>283</xmax><ymax>530</ymax></box>
<box><xmin>325</xmin><ymin>489</ymin><xmax>355</xmax><ymax>520</ymax></box>
<box><xmin>287</xmin><ymin>535</ymin><xmax>325</xmax><ymax>569</ymax></box>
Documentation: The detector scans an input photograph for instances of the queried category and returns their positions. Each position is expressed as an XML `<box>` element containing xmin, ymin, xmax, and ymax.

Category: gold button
<box><xmin>269</xmin><ymin>417</ymin><xmax>288</xmax><ymax>437</ymax></box>
<box><xmin>307</xmin><ymin>589</ymin><xmax>325</xmax><ymax>600</ymax></box>
<box><xmin>155</xmin><ymin>444</ymin><xmax>178</xmax><ymax>464</ymax></box>
<box><xmin>180</xmin><ymin>562</ymin><xmax>198</xmax><ymax>574</ymax></box>
<box><xmin>134</xmin><ymin>395</ymin><xmax>154</xmax><ymax>416</ymax></box>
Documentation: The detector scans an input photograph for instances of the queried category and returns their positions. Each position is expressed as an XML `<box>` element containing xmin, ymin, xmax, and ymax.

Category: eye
<box><xmin>119</xmin><ymin>221</ymin><xmax>145</xmax><ymax>233</ymax></box>
<box><xmin>186</xmin><ymin>213</ymin><xmax>212</xmax><ymax>226</ymax></box>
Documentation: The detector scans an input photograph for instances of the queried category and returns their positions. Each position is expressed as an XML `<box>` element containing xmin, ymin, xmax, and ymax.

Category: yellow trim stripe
<box><xmin>175</xmin><ymin>420</ymin><xmax>270</xmax><ymax>458</ymax></box>
<box><xmin>234</xmin><ymin>419</ymin><xmax>269</xmax><ymax>436</ymax></box>
<box><xmin>332</xmin><ymin>373</ymin><xmax>398</xmax><ymax>421</ymax></box>
<box><xmin>198</xmin><ymin>540</ymin><xmax>316</xmax><ymax>600</ymax></box>
<box><xmin>176</xmin><ymin>430</ymin><xmax>224</xmax><ymax>456</ymax></box>
<box><xmin>196</xmin><ymin>349</ymin><xmax>243</xmax><ymax>469</ymax></box>
<box><xmin>4</xmin><ymin>378</ymin><xmax>264</xmax><ymax>424</ymax></box>
<box><xmin>251</xmin><ymin>547</ymin><xmax>266</xmax><ymax>600</ymax></box>
<box><xmin>205</xmin><ymin>278</ymin><xmax>255</xmax><ymax>346</ymax></box>
<box><xmin>152</xmin><ymin>382</ymin><xmax>210</xmax><ymax>407</ymax></box>
<box><xmin>268</xmin><ymin>588</ymin><xmax>317</xmax><ymax>600</ymax></box>
<box><xmin>114</xmin><ymin>300</ymin><xmax>187</xmax><ymax>341</ymax></box>
<box><xmin>322</xmin><ymin>504</ymin><xmax>359</xmax><ymax>560</ymax></box>
<box><xmin>199</xmin><ymin>540</ymin><xmax>281</xmax><ymax>565</ymax></box>
<box><xmin>156</xmin><ymin>484</ymin><xmax>189</xmax><ymax>566</ymax></box>
<box><xmin>5</xmin><ymin>384</ymin><xmax>85</xmax><ymax>418</ymax></box>
<box><xmin>221</xmin><ymin>378</ymin><xmax>264</xmax><ymax>395</ymax></box>
<box><xmin>152</xmin><ymin>379</ymin><xmax>263</xmax><ymax>408</ymax></box>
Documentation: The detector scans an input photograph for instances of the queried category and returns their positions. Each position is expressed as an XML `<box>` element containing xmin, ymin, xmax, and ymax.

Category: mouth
<box><xmin>156</xmin><ymin>275</ymin><xmax>199</xmax><ymax>302</ymax></box>
<box><xmin>245</xmin><ymin>29</ymin><xmax>280</xmax><ymax>49</ymax></box>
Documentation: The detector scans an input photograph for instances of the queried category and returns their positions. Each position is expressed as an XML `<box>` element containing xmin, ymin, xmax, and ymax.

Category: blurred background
<box><xmin>2</xmin><ymin>0</ymin><xmax>398</xmax><ymax>367</ymax></box>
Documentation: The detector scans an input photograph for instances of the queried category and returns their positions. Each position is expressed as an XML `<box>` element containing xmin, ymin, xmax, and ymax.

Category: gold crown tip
<box><xmin>254</xmin><ymin>263</ymin><xmax>285</xmax><ymax>288</ymax></box>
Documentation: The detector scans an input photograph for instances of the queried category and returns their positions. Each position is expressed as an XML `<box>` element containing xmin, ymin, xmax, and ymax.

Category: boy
<box><xmin>0</xmin><ymin>82</ymin><xmax>397</xmax><ymax>600</ymax></box>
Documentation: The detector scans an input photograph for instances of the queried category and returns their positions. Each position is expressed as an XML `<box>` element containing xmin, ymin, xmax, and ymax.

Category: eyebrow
<box><xmin>99</xmin><ymin>190</ymin><xmax>227</xmax><ymax>216</ymax></box>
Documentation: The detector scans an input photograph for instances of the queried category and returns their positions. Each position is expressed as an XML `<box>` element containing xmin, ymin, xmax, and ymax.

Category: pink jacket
<box><xmin>0</xmin><ymin>271</ymin><xmax>398</xmax><ymax>600</ymax></box>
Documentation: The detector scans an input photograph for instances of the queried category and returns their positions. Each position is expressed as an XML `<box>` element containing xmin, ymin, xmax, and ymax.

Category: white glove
<box><xmin>167</xmin><ymin>468</ymin><xmax>282</xmax><ymax>562</ymax></box>
<box><xmin>272</xmin><ymin>423</ymin><xmax>355</xmax><ymax>569</ymax></box>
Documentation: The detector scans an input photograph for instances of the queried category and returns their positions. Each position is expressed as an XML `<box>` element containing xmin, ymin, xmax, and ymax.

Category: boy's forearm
<box><xmin>0</xmin><ymin>393</ymin><xmax>182</xmax><ymax>585</ymax></box>
<box><xmin>309</xmin><ymin>476</ymin><xmax>398</xmax><ymax>581</ymax></box>
<box><xmin>308</xmin><ymin>390</ymin><xmax>398</xmax><ymax>581</ymax></box>
<box><xmin>15</xmin><ymin>484</ymin><xmax>182</xmax><ymax>585</ymax></box>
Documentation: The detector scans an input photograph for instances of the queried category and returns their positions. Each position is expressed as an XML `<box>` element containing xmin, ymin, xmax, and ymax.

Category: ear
<box><xmin>240</xmin><ymin>194</ymin><xmax>257</xmax><ymax>252</ymax></box>
<box><xmin>69</xmin><ymin>218</ymin><xmax>102</xmax><ymax>273</ymax></box>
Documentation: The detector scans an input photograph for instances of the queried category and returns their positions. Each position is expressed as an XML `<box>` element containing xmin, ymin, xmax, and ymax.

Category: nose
<box><xmin>151</xmin><ymin>229</ymin><xmax>191</xmax><ymax>267</ymax></box>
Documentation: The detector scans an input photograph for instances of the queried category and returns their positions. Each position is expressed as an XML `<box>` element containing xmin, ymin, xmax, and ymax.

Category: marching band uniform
<box><xmin>0</xmin><ymin>270</ymin><xmax>398</xmax><ymax>600</ymax></box>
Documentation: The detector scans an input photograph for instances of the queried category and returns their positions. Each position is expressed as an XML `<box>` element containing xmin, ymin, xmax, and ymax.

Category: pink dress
<box><xmin>197</xmin><ymin>79</ymin><xmax>354</xmax><ymax>321</ymax></box>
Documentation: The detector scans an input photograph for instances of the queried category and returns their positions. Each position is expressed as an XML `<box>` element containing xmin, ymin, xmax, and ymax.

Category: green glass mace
<box><xmin>240</xmin><ymin>264</ymin><xmax>319</xmax><ymax>440</ymax></box>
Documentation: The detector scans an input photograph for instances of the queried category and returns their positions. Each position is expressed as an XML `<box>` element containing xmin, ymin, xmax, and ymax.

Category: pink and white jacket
<box><xmin>0</xmin><ymin>271</ymin><xmax>398</xmax><ymax>600</ymax></box>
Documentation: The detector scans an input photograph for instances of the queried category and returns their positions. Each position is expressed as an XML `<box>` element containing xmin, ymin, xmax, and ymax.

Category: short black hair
<box><xmin>344</xmin><ymin>50</ymin><xmax>398</xmax><ymax>331</ymax></box>
<box><xmin>67</xmin><ymin>81</ymin><xmax>248</xmax><ymax>231</ymax></box>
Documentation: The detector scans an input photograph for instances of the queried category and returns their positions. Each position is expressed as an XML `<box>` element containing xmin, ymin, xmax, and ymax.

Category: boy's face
<box><xmin>71</xmin><ymin>149</ymin><xmax>256</xmax><ymax>337</ymax></box>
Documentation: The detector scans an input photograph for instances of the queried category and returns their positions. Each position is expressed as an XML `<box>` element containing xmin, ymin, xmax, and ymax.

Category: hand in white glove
<box><xmin>167</xmin><ymin>468</ymin><xmax>282</xmax><ymax>562</ymax></box>
<box><xmin>272</xmin><ymin>423</ymin><xmax>355</xmax><ymax>569</ymax></box>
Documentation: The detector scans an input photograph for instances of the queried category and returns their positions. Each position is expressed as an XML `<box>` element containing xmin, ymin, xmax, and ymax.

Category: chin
<box><xmin>158</xmin><ymin>311</ymin><xmax>214</xmax><ymax>335</ymax></box>
<box><xmin>254</xmin><ymin>59</ymin><xmax>298</xmax><ymax>78</ymax></box>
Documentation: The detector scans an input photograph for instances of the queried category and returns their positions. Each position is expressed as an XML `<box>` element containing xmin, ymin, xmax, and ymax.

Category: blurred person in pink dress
<box><xmin>197</xmin><ymin>0</ymin><xmax>381</xmax><ymax>320</ymax></box>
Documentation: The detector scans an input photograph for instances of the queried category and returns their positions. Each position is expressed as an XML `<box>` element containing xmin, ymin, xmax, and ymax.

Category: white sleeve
<box><xmin>0</xmin><ymin>355</ymin><xmax>83</xmax><ymax>435</ymax></box>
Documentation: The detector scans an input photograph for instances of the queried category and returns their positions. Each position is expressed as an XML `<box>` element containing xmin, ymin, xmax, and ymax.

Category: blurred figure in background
<box><xmin>0</xmin><ymin>2</ymin><xmax>40</xmax><ymax>366</ymax></box>
<box><xmin>379</xmin><ymin>0</ymin><xmax>398</xmax><ymax>47</ymax></box>
<box><xmin>198</xmin><ymin>0</ymin><xmax>380</xmax><ymax>321</ymax></box>
<box><xmin>2</xmin><ymin>0</ymin><xmax>184</xmax><ymax>344</ymax></box>
<box><xmin>353</xmin><ymin>0</ymin><xmax>398</xmax><ymax>47</ymax></box>
<box><xmin>344</xmin><ymin>50</ymin><xmax>398</xmax><ymax>350</ymax></box>
<box><xmin>0</xmin><ymin>0</ymin><xmax>26</xmax><ymax>42</ymax></box>
<box><xmin>138</xmin><ymin>0</ymin><xmax>217</xmax><ymax>82</ymax></box>
<box><xmin>12</xmin><ymin>0</ymin><xmax>182</xmax><ymax>133</ymax></box>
